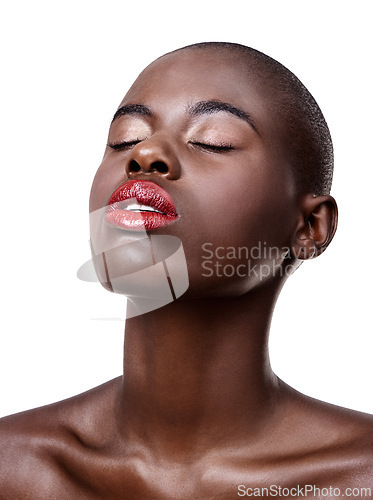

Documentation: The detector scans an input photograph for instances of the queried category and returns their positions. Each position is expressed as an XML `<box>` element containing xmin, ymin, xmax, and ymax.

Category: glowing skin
<box><xmin>0</xmin><ymin>46</ymin><xmax>372</xmax><ymax>499</ymax></box>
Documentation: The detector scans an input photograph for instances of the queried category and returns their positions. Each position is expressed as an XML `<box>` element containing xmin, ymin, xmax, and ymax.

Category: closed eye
<box><xmin>190</xmin><ymin>141</ymin><xmax>235</xmax><ymax>153</ymax></box>
<box><xmin>107</xmin><ymin>139</ymin><xmax>143</xmax><ymax>151</ymax></box>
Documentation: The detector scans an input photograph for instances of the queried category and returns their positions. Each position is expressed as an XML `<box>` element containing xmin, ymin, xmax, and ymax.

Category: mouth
<box><xmin>105</xmin><ymin>180</ymin><xmax>179</xmax><ymax>231</ymax></box>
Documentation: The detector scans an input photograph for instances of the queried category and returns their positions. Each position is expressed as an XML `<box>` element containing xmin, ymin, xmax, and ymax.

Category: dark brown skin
<box><xmin>1</xmin><ymin>48</ymin><xmax>372</xmax><ymax>499</ymax></box>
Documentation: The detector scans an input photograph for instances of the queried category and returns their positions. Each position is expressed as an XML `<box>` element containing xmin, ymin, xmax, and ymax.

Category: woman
<box><xmin>1</xmin><ymin>42</ymin><xmax>372</xmax><ymax>499</ymax></box>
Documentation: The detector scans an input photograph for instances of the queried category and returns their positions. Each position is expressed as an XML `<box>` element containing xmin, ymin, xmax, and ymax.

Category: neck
<box><xmin>116</xmin><ymin>280</ymin><xmax>284</xmax><ymax>458</ymax></box>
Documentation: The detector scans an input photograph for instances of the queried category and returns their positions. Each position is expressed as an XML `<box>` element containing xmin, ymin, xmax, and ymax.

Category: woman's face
<box><xmin>90</xmin><ymin>49</ymin><xmax>299</xmax><ymax>298</ymax></box>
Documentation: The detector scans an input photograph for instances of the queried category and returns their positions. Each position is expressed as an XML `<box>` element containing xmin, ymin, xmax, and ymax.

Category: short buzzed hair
<box><xmin>171</xmin><ymin>42</ymin><xmax>334</xmax><ymax>196</ymax></box>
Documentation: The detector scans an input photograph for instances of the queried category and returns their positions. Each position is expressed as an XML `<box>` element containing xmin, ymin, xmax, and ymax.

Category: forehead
<box><xmin>121</xmin><ymin>49</ymin><xmax>267</xmax><ymax>119</ymax></box>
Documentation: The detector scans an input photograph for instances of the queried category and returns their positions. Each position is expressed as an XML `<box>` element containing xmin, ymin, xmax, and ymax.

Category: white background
<box><xmin>1</xmin><ymin>1</ymin><xmax>372</xmax><ymax>417</ymax></box>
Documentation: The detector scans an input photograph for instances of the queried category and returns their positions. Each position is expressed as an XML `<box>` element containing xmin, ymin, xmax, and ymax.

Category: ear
<box><xmin>290</xmin><ymin>194</ymin><xmax>338</xmax><ymax>260</ymax></box>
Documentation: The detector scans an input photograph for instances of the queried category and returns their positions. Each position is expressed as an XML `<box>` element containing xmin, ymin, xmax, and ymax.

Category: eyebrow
<box><xmin>111</xmin><ymin>100</ymin><xmax>260</xmax><ymax>135</ymax></box>
<box><xmin>188</xmin><ymin>100</ymin><xmax>260</xmax><ymax>135</ymax></box>
<box><xmin>112</xmin><ymin>104</ymin><xmax>153</xmax><ymax>122</ymax></box>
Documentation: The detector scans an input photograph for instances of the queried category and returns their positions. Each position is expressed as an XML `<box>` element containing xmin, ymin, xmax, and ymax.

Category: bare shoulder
<box><xmin>277</xmin><ymin>380</ymin><xmax>373</xmax><ymax>487</ymax></box>
<box><xmin>0</xmin><ymin>377</ymin><xmax>121</xmax><ymax>499</ymax></box>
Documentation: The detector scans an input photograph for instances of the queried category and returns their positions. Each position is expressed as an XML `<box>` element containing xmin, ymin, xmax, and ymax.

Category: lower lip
<box><xmin>105</xmin><ymin>209</ymin><xmax>179</xmax><ymax>231</ymax></box>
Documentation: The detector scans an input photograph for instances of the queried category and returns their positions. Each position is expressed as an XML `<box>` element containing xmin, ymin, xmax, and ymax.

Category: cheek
<box><xmin>179</xmin><ymin>163</ymin><xmax>297</xmax><ymax>297</ymax></box>
<box><xmin>89</xmin><ymin>154</ymin><xmax>128</xmax><ymax>212</ymax></box>
<box><xmin>188</xmin><ymin>162</ymin><xmax>296</xmax><ymax>247</ymax></box>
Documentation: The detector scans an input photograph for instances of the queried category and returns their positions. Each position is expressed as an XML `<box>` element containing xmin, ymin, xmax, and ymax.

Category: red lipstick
<box><xmin>105</xmin><ymin>180</ymin><xmax>179</xmax><ymax>231</ymax></box>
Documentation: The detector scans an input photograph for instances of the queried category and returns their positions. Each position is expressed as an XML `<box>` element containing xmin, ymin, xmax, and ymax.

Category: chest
<box><xmin>54</xmin><ymin>449</ymin><xmax>370</xmax><ymax>499</ymax></box>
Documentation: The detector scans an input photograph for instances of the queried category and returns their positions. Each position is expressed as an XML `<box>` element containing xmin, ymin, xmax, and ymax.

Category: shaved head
<box><xmin>166</xmin><ymin>42</ymin><xmax>333</xmax><ymax>196</ymax></box>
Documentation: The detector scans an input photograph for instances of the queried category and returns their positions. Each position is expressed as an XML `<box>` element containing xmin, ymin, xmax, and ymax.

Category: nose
<box><xmin>125</xmin><ymin>136</ymin><xmax>181</xmax><ymax>180</ymax></box>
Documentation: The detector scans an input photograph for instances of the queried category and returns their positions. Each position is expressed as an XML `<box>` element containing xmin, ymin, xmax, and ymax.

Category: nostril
<box><xmin>129</xmin><ymin>160</ymin><xmax>141</xmax><ymax>172</ymax></box>
<box><xmin>152</xmin><ymin>161</ymin><xmax>168</xmax><ymax>174</ymax></box>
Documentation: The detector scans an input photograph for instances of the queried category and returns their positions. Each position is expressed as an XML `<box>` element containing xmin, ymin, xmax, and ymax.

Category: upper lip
<box><xmin>107</xmin><ymin>180</ymin><xmax>178</xmax><ymax>217</ymax></box>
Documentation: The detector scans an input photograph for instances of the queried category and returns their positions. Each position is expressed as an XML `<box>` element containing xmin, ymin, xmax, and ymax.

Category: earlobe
<box><xmin>290</xmin><ymin>194</ymin><xmax>338</xmax><ymax>260</ymax></box>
